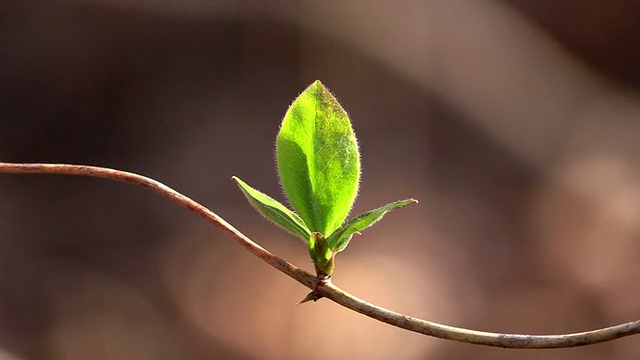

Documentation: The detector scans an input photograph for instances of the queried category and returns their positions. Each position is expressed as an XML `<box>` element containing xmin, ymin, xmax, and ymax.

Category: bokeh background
<box><xmin>2</xmin><ymin>1</ymin><xmax>640</xmax><ymax>359</ymax></box>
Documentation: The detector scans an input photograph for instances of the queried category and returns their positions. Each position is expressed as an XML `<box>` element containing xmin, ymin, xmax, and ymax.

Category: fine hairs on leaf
<box><xmin>2</xmin><ymin>81</ymin><xmax>640</xmax><ymax>350</ymax></box>
<box><xmin>233</xmin><ymin>176</ymin><xmax>311</xmax><ymax>242</ymax></box>
<box><xmin>233</xmin><ymin>80</ymin><xmax>416</xmax><ymax>278</ymax></box>
<box><xmin>275</xmin><ymin>80</ymin><xmax>360</xmax><ymax>237</ymax></box>
<box><xmin>327</xmin><ymin>198</ymin><xmax>418</xmax><ymax>252</ymax></box>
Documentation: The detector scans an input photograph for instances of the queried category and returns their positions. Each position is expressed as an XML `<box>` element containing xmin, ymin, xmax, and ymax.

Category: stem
<box><xmin>1</xmin><ymin>162</ymin><xmax>639</xmax><ymax>348</ymax></box>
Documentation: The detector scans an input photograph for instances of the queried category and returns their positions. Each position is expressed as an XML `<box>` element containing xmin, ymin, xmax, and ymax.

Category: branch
<box><xmin>1</xmin><ymin>162</ymin><xmax>639</xmax><ymax>349</ymax></box>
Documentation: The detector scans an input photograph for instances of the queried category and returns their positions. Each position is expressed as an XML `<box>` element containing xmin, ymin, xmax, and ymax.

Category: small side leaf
<box><xmin>327</xmin><ymin>199</ymin><xmax>418</xmax><ymax>252</ymax></box>
<box><xmin>276</xmin><ymin>80</ymin><xmax>360</xmax><ymax>237</ymax></box>
<box><xmin>233</xmin><ymin>176</ymin><xmax>311</xmax><ymax>242</ymax></box>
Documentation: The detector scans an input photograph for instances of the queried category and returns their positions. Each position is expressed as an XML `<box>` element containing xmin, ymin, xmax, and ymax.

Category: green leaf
<box><xmin>276</xmin><ymin>80</ymin><xmax>360</xmax><ymax>237</ymax></box>
<box><xmin>327</xmin><ymin>199</ymin><xmax>418</xmax><ymax>252</ymax></box>
<box><xmin>232</xmin><ymin>176</ymin><xmax>311</xmax><ymax>242</ymax></box>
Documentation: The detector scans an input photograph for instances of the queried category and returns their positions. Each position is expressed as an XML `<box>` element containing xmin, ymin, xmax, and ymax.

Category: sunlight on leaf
<box><xmin>234</xmin><ymin>80</ymin><xmax>417</xmax><ymax>278</ymax></box>
<box><xmin>276</xmin><ymin>80</ymin><xmax>360</xmax><ymax>237</ymax></box>
<box><xmin>328</xmin><ymin>199</ymin><xmax>418</xmax><ymax>252</ymax></box>
<box><xmin>233</xmin><ymin>176</ymin><xmax>311</xmax><ymax>242</ymax></box>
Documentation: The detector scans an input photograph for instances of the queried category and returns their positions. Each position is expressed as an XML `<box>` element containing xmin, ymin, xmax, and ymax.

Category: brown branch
<box><xmin>1</xmin><ymin>161</ymin><xmax>639</xmax><ymax>349</ymax></box>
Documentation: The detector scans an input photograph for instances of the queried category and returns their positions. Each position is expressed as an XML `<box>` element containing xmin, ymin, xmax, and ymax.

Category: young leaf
<box><xmin>276</xmin><ymin>80</ymin><xmax>360</xmax><ymax>237</ymax></box>
<box><xmin>232</xmin><ymin>176</ymin><xmax>311</xmax><ymax>242</ymax></box>
<box><xmin>327</xmin><ymin>199</ymin><xmax>418</xmax><ymax>252</ymax></box>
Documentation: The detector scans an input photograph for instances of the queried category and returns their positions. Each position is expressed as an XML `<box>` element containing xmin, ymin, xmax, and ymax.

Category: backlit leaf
<box><xmin>233</xmin><ymin>176</ymin><xmax>311</xmax><ymax>242</ymax></box>
<box><xmin>276</xmin><ymin>80</ymin><xmax>360</xmax><ymax>237</ymax></box>
<box><xmin>327</xmin><ymin>199</ymin><xmax>418</xmax><ymax>252</ymax></box>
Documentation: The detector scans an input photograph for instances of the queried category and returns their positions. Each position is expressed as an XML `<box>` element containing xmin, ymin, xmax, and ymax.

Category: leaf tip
<box><xmin>231</xmin><ymin>176</ymin><xmax>245</xmax><ymax>187</ymax></box>
<box><xmin>309</xmin><ymin>79</ymin><xmax>331</xmax><ymax>94</ymax></box>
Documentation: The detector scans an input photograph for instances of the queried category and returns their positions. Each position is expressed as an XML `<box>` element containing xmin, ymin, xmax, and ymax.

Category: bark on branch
<box><xmin>1</xmin><ymin>162</ymin><xmax>639</xmax><ymax>348</ymax></box>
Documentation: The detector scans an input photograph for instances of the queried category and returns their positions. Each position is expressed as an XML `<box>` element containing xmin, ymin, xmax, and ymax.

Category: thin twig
<box><xmin>1</xmin><ymin>162</ymin><xmax>639</xmax><ymax>349</ymax></box>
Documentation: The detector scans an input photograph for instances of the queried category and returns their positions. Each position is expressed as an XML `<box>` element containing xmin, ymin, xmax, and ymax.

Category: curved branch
<box><xmin>1</xmin><ymin>162</ymin><xmax>639</xmax><ymax>348</ymax></box>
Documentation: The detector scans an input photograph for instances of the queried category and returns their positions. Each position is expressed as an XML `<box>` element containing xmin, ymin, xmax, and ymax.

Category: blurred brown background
<box><xmin>2</xmin><ymin>1</ymin><xmax>640</xmax><ymax>359</ymax></box>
